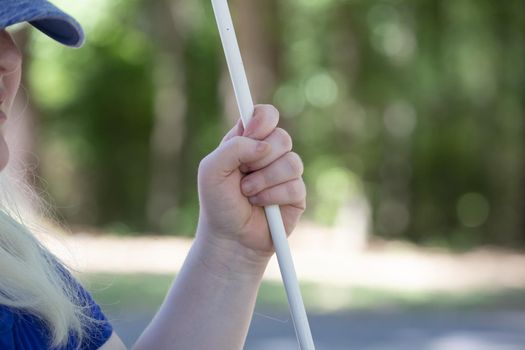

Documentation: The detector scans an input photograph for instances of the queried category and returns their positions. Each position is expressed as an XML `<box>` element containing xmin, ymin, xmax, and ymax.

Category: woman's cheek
<box><xmin>5</xmin><ymin>69</ymin><xmax>21</xmax><ymax>113</ymax></box>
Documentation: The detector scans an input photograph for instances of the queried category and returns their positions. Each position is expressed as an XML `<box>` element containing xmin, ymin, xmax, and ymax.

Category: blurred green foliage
<box><xmin>23</xmin><ymin>0</ymin><xmax>525</xmax><ymax>247</ymax></box>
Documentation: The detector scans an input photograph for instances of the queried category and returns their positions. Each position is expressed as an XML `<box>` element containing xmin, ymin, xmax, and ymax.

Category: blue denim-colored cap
<box><xmin>0</xmin><ymin>0</ymin><xmax>84</xmax><ymax>48</ymax></box>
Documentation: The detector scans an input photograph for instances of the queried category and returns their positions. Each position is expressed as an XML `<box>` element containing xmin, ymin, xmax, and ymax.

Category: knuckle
<box><xmin>293</xmin><ymin>196</ymin><xmax>307</xmax><ymax>211</ymax></box>
<box><xmin>286</xmin><ymin>180</ymin><xmax>303</xmax><ymax>198</ymax></box>
<box><xmin>198</xmin><ymin>155</ymin><xmax>212</xmax><ymax>176</ymax></box>
<box><xmin>265</xmin><ymin>104</ymin><xmax>280</xmax><ymax>119</ymax></box>
<box><xmin>275</xmin><ymin>127</ymin><xmax>293</xmax><ymax>151</ymax></box>
<box><xmin>286</xmin><ymin>152</ymin><xmax>304</xmax><ymax>176</ymax></box>
<box><xmin>257</xmin><ymin>104</ymin><xmax>279</xmax><ymax>117</ymax></box>
<box><xmin>198</xmin><ymin>154</ymin><xmax>210</xmax><ymax>169</ymax></box>
<box><xmin>297</xmin><ymin>180</ymin><xmax>307</xmax><ymax>200</ymax></box>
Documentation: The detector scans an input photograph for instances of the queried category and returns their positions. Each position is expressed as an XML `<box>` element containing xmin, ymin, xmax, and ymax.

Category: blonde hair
<box><xmin>0</xmin><ymin>152</ymin><xmax>101</xmax><ymax>348</ymax></box>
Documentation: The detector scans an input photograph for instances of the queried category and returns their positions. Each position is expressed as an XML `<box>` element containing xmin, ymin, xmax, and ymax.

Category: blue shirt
<box><xmin>0</xmin><ymin>268</ymin><xmax>113</xmax><ymax>350</ymax></box>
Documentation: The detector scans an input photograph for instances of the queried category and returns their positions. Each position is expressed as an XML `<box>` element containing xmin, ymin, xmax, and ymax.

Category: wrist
<box><xmin>194</xmin><ymin>226</ymin><xmax>271</xmax><ymax>281</ymax></box>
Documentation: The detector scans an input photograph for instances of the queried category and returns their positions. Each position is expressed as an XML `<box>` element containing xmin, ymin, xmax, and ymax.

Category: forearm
<box><xmin>132</xmin><ymin>230</ymin><xmax>270</xmax><ymax>350</ymax></box>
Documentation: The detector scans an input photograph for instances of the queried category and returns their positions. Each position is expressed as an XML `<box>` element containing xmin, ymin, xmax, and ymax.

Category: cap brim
<box><xmin>0</xmin><ymin>0</ymin><xmax>84</xmax><ymax>48</ymax></box>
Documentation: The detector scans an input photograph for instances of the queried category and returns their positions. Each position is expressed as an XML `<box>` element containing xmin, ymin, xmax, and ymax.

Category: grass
<box><xmin>79</xmin><ymin>273</ymin><xmax>525</xmax><ymax>315</ymax></box>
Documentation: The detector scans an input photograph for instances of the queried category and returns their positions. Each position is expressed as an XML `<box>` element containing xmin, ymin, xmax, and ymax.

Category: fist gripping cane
<box><xmin>211</xmin><ymin>1</ymin><xmax>316</xmax><ymax>349</ymax></box>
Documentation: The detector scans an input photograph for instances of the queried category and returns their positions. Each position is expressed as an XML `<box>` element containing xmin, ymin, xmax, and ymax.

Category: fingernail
<box><xmin>242</xmin><ymin>180</ymin><xmax>255</xmax><ymax>195</ymax></box>
<box><xmin>256</xmin><ymin>141</ymin><xmax>269</xmax><ymax>152</ymax></box>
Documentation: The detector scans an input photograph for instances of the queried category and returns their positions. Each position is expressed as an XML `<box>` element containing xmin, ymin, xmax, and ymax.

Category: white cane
<box><xmin>211</xmin><ymin>1</ymin><xmax>315</xmax><ymax>349</ymax></box>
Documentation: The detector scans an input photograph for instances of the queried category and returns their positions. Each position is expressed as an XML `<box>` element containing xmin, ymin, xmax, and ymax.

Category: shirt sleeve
<box><xmin>0</xmin><ymin>306</ymin><xmax>15</xmax><ymax>350</ymax></box>
<box><xmin>77</xmin><ymin>282</ymin><xmax>114</xmax><ymax>349</ymax></box>
<box><xmin>57</xmin><ymin>265</ymin><xmax>114</xmax><ymax>350</ymax></box>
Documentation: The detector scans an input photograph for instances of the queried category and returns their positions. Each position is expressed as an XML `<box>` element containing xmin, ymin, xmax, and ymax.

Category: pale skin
<box><xmin>0</xmin><ymin>29</ymin><xmax>306</xmax><ymax>349</ymax></box>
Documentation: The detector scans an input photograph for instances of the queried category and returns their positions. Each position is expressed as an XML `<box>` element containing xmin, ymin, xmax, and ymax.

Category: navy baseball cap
<box><xmin>0</xmin><ymin>0</ymin><xmax>84</xmax><ymax>48</ymax></box>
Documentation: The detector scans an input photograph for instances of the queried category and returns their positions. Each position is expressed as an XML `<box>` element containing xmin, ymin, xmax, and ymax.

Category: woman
<box><xmin>0</xmin><ymin>1</ymin><xmax>306</xmax><ymax>349</ymax></box>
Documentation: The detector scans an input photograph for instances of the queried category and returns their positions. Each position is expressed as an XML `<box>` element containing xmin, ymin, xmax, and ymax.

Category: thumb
<box><xmin>200</xmin><ymin>136</ymin><xmax>271</xmax><ymax>178</ymax></box>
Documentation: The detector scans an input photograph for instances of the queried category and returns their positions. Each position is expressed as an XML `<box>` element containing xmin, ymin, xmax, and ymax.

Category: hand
<box><xmin>196</xmin><ymin>105</ymin><xmax>306</xmax><ymax>259</ymax></box>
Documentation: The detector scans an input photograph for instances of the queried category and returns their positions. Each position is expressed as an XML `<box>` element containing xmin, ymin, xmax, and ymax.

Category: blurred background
<box><xmin>6</xmin><ymin>0</ymin><xmax>525</xmax><ymax>349</ymax></box>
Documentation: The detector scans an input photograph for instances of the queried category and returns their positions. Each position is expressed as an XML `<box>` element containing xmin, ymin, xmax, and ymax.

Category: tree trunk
<box><xmin>145</xmin><ymin>0</ymin><xmax>188</xmax><ymax>233</ymax></box>
<box><xmin>220</xmin><ymin>0</ymin><xmax>281</xmax><ymax>126</ymax></box>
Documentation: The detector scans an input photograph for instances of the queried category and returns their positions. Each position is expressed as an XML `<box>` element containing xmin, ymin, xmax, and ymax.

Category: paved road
<box><xmin>106</xmin><ymin>307</ymin><xmax>525</xmax><ymax>349</ymax></box>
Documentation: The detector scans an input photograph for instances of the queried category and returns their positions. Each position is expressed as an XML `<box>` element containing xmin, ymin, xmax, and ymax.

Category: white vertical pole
<box><xmin>211</xmin><ymin>1</ymin><xmax>315</xmax><ymax>349</ymax></box>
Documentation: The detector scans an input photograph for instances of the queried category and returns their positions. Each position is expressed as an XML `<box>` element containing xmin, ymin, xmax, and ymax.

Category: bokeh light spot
<box><xmin>305</xmin><ymin>72</ymin><xmax>338</xmax><ymax>108</ymax></box>
<box><xmin>368</xmin><ymin>4</ymin><xmax>416</xmax><ymax>64</ymax></box>
<box><xmin>274</xmin><ymin>84</ymin><xmax>306</xmax><ymax>118</ymax></box>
